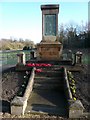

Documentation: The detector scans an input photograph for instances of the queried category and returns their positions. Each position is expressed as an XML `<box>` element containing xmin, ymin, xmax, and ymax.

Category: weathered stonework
<box><xmin>69</xmin><ymin>100</ymin><xmax>84</xmax><ymax>118</ymax></box>
<box><xmin>11</xmin><ymin>97</ymin><xmax>27</xmax><ymax>115</ymax></box>
<box><xmin>63</xmin><ymin>68</ymin><xmax>73</xmax><ymax>100</ymax></box>
<box><xmin>37</xmin><ymin>41</ymin><xmax>62</xmax><ymax>61</ymax></box>
<box><xmin>63</xmin><ymin>67</ymin><xmax>84</xmax><ymax>118</ymax></box>
<box><xmin>42</xmin><ymin>36</ymin><xmax>56</xmax><ymax>42</ymax></box>
<box><xmin>37</xmin><ymin>4</ymin><xmax>63</xmax><ymax>61</ymax></box>
<box><xmin>41</xmin><ymin>5</ymin><xmax>59</xmax><ymax>40</ymax></box>
<box><xmin>17</xmin><ymin>52</ymin><xmax>26</xmax><ymax>65</ymax></box>
<box><xmin>11</xmin><ymin>68</ymin><xmax>35</xmax><ymax>115</ymax></box>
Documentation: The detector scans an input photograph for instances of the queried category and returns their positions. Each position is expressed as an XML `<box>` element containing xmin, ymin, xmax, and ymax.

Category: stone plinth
<box><xmin>37</xmin><ymin>41</ymin><xmax>63</xmax><ymax>61</ymax></box>
<box><xmin>11</xmin><ymin>68</ymin><xmax>35</xmax><ymax>115</ymax></box>
<box><xmin>37</xmin><ymin>4</ymin><xmax>62</xmax><ymax>61</ymax></box>
<box><xmin>69</xmin><ymin>100</ymin><xmax>84</xmax><ymax>118</ymax></box>
<box><xmin>75</xmin><ymin>51</ymin><xmax>82</xmax><ymax>64</ymax></box>
<box><xmin>17</xmin><ymin>52</ymin><xmax>25</xmax><ymax>65</ymax></box>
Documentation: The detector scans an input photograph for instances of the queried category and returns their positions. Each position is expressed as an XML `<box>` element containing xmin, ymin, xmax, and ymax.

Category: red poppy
<box><xmin>26</xmin><ymin>63</ymin><xmax>52</xmax><ymax>67</ymax></box>
<box><xmin>35</xmin><ymin>69</ymin><xmax>43</xmax><ymax>72</ymax></box>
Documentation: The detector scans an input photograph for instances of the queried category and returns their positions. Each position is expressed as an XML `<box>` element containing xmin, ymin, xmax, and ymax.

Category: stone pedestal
<box><xmin>69</xmin><ymin>100</ymin><xmax>84</xmax><ymax>118</ymax></box>
<box><xmin>75</xmin><ymin>51</ymin><xmax>82</xmax><ymax>64</ymax></box>
<box><xmin>17</xmin><ymin>52</ymin><xmax>25</xmax><ymax>65</ymax></box>
<box><xmin>37</xmin><ymin>4</ymin><xmax>63</xmax><ymax>61</ymax></box>
<box><xmin>37</xmin><ymin>41</ymin><xmax>62</xmax><ymax>61</ymax></box>
<box><xmin>72</xmin><ymin>51</ymin><xmax>83</xmax><ymax>65</ymax></box>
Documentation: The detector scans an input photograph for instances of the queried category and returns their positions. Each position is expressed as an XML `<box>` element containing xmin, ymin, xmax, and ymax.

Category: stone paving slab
<box><xmin>25</xmin><ymin>90</ymin><xmax>68</xmax><ymax>116</ymax></box>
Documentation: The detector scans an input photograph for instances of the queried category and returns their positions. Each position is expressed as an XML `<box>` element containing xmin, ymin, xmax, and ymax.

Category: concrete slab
<box><xmin>25</xmin><ymin>90</ymin><xmax>68</xmax><ymax>116</ymax></box>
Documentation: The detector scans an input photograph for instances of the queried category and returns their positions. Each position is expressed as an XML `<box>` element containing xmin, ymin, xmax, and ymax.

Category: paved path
<box><xmin>26</xmin><ymin>66</ymin><xmax>68</xmax><ymax>117</ymax></box>
<box><xmin>26</xmin><ymin>90</ymin><xmax>68</xmax><ymax>116</ymax></box>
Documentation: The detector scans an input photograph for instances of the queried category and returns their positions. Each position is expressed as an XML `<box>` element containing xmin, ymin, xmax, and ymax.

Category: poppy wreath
<box><xmin>26</xmin><ymin>63</ymin><xmax>52</xmax><ymax>67</ymax></box>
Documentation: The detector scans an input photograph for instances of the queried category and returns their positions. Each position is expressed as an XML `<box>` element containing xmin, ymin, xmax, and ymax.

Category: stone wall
<box><xmin>11</xmin><ymin>68</ymin><xmax>35</xmax><ymax>115</ymax></box>
<box><xmin>63</xmin><ymin>68</ymin><xmax>84</xmax><ymax>118</ymax></box>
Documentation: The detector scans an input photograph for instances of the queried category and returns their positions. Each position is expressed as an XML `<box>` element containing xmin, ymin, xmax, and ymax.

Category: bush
<box><xmin>23</xmin><ymin>46</ymin><xmax>30</xmax><ymax>50</ymax></box>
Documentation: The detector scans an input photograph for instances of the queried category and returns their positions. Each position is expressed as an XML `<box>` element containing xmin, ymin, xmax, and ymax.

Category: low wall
<box><xmin>63</xmin><ymin>68</ymin><xmax>72</xmax><ymax>100</ymax></box>
<box><xmin>63</xmin><ymin>68</ymin><xmax>84</xmax><ymax>118</ymax></box>
<box><xmin>11</xmin><ymin>67</ymin><xmax>35</xmax><ymax>115</ymax></box>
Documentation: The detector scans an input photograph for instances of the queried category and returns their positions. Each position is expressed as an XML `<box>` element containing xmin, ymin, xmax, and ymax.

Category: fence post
<box><xmin>75</xmin><ymin>51</ymin><xmax>82</xmax><ymax>64</ymax></box>
<box><xmin>17</xmin><ymin>52</ymin><xmax>26</xmax><ymax>65</ymax></box>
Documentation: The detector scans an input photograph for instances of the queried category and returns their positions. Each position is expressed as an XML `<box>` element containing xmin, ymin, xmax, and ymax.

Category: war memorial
<box><xmin>1</xmin><ymin>4</ymin><xmax>89</xmax><ymax>119</ymax></box>
<box><xmin>37</xmin><ymin>4</ymin><xmax>62</xmax><ymax>61</ymax></box>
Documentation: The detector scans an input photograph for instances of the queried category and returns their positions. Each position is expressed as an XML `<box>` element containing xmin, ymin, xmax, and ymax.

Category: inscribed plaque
<box><xmin>44</xmin><ymin>14</ymin><xmax>56</xmax><ymax>36</ymax></box>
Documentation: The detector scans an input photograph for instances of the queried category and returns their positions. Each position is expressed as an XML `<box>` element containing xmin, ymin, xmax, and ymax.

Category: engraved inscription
<box><xmin>44</xmin><ymin>14</ymin><xmax>56</xmax><ymax>36</ymax></box>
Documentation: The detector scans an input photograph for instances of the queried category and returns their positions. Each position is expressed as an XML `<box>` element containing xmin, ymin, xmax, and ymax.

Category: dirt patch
<box><xmin>0</xmin><ymin>67</ymin><xmax>28</xmax><ymax>113</ymax></box>
<box><xmin>1</xmin><ymin>68</ymin><xmax>26</xmax><ymax>102</ymax></box>
<box><xmin>72</xmin><ymin>65</ymin><xmax>90</xmax><ymax>112</ymax></box>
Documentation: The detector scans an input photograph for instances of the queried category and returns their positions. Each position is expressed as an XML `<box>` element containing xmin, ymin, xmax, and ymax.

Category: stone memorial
<box><xmin>37</xmin><ymin>4</ymin><xmax>63</xmax><ymax>61</ymax></box>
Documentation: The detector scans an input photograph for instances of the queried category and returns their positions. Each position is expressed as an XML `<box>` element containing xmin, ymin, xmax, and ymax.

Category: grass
<box><xmin>1</xmin><ymin>50</ymin><xmax>31</xmax><ymax>65</ymax></box>
<box><xmin>82</xmin><ymin>54</ymin><xmax>90</xmax><ymax>64</ymax></box>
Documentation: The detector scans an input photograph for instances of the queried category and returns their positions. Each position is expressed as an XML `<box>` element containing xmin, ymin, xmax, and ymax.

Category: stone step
<box><xmin>35</xmin><ymin>71</ymin><xmax>63</xmax><ymax>77</ymax></box>
<box><xmin>34</xmin><ymin>65</ymin><xmax>61</xmax><ymax>69</ymax></box>
<box><xmin>34</xmin><ymin>77</ymin><xmax>63</xmax><ymax>84</ymax></box>
<box><xmin>25</xmin><ymin>90</ymin><xmax>68</xmax><ymax>116</ymax></box>
<box><xmin>36</xmin><ymin>71</ymin><xmax>62</xmax><ymax>74</ymax></box>
<box><xmin>33</xmin><ymin>83</ymin><xmax>63</xmax><ymax>90</ymax></box>
<box><xmin>42</xmin><ymin>68</ymin><xmax>62</xmax><ymax>72</ymax></box>
<box><xmin>25</xmin><ymin>105</ymin><xmax>67</xmax><ymax>116</ymax></box>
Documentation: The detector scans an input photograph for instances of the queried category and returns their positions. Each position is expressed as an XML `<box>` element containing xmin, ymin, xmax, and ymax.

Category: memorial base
<box><xmin>37</xmin><ymin>41</ymin><xmax>63</xmax><ymax>61</ymax></box>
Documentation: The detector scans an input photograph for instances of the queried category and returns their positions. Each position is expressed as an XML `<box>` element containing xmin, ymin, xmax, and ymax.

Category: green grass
<box><xmin>82</xmin><ymin>55</ymin><xmax>90</xmax><ymax>64</ymax></box>
<box><xmin>1</xmin><ymin>50</ymin><xmax>31</xmax><ymax>65</ymax></box>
